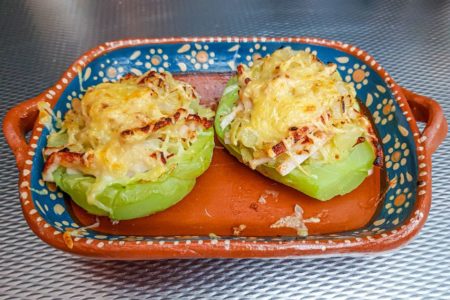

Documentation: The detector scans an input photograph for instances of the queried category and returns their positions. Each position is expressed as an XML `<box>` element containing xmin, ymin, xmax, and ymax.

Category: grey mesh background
<box><xmin>1</xmin><ymin>0</ymin><xmax>449</xmax><ymax>299</ymax></box>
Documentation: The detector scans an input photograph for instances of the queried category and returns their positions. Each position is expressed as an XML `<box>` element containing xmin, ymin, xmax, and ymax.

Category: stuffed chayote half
<box><xmin>42</xmin><ymin>71</ymin><xmax>214</xmax><ymax>220</ymax></box>
<box><xmin>215</xmin><ymin>48</ymin><xmax>377</xmax><ymax>201</ymax></box>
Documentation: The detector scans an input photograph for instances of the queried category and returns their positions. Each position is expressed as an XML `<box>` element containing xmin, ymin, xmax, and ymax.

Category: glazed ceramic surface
<box><xmin>4</xmin><ymin>37</ymin><xmax>447</xmax><ymax>259</ymax></box>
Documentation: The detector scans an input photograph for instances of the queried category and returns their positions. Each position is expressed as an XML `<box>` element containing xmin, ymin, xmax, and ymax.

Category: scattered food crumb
<box><xmin>265</xmin><ymin>190</ymin><xmax>279</xmax><ymax>198</ymax></box>
<box><xmin>63</xmin><ymin>218</ymin><xmax>101</xmax><ymax>249</ymax></box>
<box><xmin>209</xmin><ymin>233</ymin><xmax>219</xmax><ymax>239</ymax></box>
<box><xmin>304</xmin><ymin>217</ymin><xmax>321</xmax><ymax>223</ymax></box>
<box><xmin>258</xmin><ymin>196</ymin><xmax>267</xmax><ymax>204</ymax></box>
<box><xmin>46</xmin><ymin>182</ymin><xmax>57</xmax><ymax>192</ymax></box>
<box><xmin>270</xmin><ymin>204</ymin><xmax>308</xmax><ymax>236</ymax></box>
<box><xmin>214</xmin><ymin>145</ymin><xmax>225</xmax><ymax>150</ymax></box>
<box><xmin>316</xmin><ymin>210</ymin><xmax>329</xmax><ymax>219</ymax></box>
<box><xmin>232</xmin><ymin>224</ymin><xmax>247</xmax><ymax>236</ymax></box>
<box><xmin>111</xmin><ymin>220</ymin><xmax>120</xmax><ymax>225</ymax></box>
<box><xmin>258</xmin><ymin>189</ymin><xmax>280</xmax><ymax>204</ymax></box>
<box><xmin>249</xmin><ymin>202</ymin><xmax>258</xmax><ymax>211</ymax></box>
<box><xmin>63</xmin><ymin>230</ymin><xmax>74</xmax><ymax>249</ymax></box>
<box><xmin>66</xmin><ymin>218</ymin><xmax>100</xmax><ymax>238</ymax></box>
<box><xmin>208</xmin><ymin>102</ymin><xmax>218</xmax><ymax>111</ymax></box>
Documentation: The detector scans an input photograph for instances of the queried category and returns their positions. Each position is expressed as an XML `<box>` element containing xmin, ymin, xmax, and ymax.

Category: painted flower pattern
<box><xmin>246</xmin><ymin>43</ymin><xmax>267</xmax><ymax>66</ymax></box>
<box><xmin>344</xmin><ymin>63</ymin><xmax>370</xmax><ymax>90</ymax></box>
<box><xmin>386</xmin><ymin>186</ymin><xmax>412</xmax><ymax>216</ymax></box>
<box><xmin>145</xmin><ymin>48</ymin><xmax>170</xmax><ymax>73</ymax></box>
<box><xmin>373</xmin><ymin>98</ymin><xmax>396</xmax><ymax>125</ymax></box>
<box><xmin>384</xmin><ymin>138</ymin><xmax>409</xmax><ymax>171</ymax></box>
<box><xmin>184</xmin><ymin>43</ymin><xmax>215</xmax><ymax>70</ymax></box>
<box><xmin>92</xmin><ymin>60</ymin><xmax>127</xmax><ymax>82</ymax></box>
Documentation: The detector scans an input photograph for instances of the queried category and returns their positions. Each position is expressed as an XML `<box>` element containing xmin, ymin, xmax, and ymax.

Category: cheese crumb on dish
<box><xmin>232</xmin><ymin>224</ymin><xmax>247</xmax><ymax>236</ymax></box>
<box><xmin>270</xmin><ymin>204</ymin><xmax>308</xmax><ymax>236</ymax></box>
<box><xmin>258</xmin><ymin>189</ymin><xmax>280</xmax><ymax>204</ymax></box>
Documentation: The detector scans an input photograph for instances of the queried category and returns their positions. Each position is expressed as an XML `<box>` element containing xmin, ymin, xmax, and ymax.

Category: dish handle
<box><xmin>401</xmin><ymin>88</ymin><xmax>448</xmax><ymax>155</ymax></box>
<box><xmin>3</xmin><ymin>91</ymin><xmax>48</xmax><ymax>171</ymax></box>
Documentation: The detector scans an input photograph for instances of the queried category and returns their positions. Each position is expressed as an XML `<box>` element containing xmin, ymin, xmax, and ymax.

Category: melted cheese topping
<box><xmin>235</xmin><ymin>48</ymin><xmax>355</xmax><ymax>148</ymax></box>
<box><xmin>223</xmin><ymin>47</ymin><xmax>375</xmax><ymax>174</ymax></box>
<box><xmin>44</xmin><ymin>71</ymin><xmax>214</xmax><ymax>207</ymax></box>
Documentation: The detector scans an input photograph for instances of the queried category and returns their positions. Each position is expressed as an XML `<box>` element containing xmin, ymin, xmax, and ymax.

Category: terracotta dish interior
<box><xmin>71</xmin><ymin>73</ymin><xmax>385</xmax><ymax>237</ymax></box>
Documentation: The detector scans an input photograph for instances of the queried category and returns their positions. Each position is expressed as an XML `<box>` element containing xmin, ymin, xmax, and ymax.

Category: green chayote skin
<box><xmin>52</xmin><ymin>128</ymin><xmax>214</xmax><ymax>220</ymax></box>
<box><xmin>214</xmin><ymin>77</ymin><xmax>376</xmax><ymax>201</ymax></box>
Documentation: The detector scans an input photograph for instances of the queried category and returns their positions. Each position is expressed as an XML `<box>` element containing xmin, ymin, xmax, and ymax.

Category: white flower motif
<box><xmin>184</xmin><ymin>43</ymin><xmax>215</xmax><ymax>70</ymax></box>
<box><xmin>374</xmin><ymin>98</ymin><xmax>396</xmax><ymax>125</ymax></box>
<box><xmin>386</xmin><ymin>186</ymin><xmax>412</xmax><ymax>215</ymax></box>
<box><xmin>95</xmin><ymin>61</ymin><xmax>123</xmax><ymax>82</ymax></box>
<box><xmin>144</xmin><ymin>48</ymin><xmax>170</xmax><ymax>73</ymax></box>
<box><xmin>384</xmin><ymin>138</ymin><xmax>409</xmax><ymax>171</ymax></box>
<box><xmin>245</xmin><ymin>43</ymin><xmax>267</xmax><ymax>66</ymax></box>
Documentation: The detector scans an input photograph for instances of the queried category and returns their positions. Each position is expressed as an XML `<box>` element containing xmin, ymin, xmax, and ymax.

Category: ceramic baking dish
<box><xmin>3</xmin><ymin>37</ymin><xmax>447</xmax><ymax>259</ymax></box>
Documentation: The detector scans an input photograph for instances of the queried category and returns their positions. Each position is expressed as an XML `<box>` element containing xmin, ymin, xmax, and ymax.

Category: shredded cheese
<box><xmin>221</xmin><ymin>47</ymin><xmax>375</xmax><ymax>175</ymax></box>
<box><xmin>43</xmin><ymin>71</ymin><xmax>214</xmax><ymax>207</ymax></box>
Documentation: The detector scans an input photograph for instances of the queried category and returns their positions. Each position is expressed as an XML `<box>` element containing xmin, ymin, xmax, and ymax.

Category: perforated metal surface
<box><xmin>1</xmin><ymin>0</ymin><xmax>449</xmax><ymax>298</ymax></box>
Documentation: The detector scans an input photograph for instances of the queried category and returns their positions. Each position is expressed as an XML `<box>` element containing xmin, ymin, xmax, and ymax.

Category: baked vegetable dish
<box><xmin>215</xmin><ymin>47</ymin><xmax>377</xmax><ymax>200</ymax></box>
<box><xmin>42</xmin><ymin>71</ymin><xmax>215</xmax><ymax>220</ymax></box>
